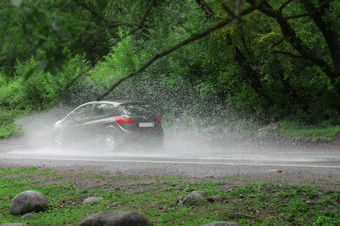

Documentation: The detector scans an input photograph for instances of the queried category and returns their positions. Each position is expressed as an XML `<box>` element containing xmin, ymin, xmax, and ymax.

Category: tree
<box><xmin>248</xmin><ymin>0</ymin><xmax>340</xmax><ymax>104</ymax></box>
<box><xmin>2</xmin><ymin>0</ymin><xmax>339</xmax><ymax>122</ymax></box>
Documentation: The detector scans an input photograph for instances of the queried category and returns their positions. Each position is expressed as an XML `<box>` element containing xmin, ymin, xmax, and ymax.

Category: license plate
<box><xmin>139</xmin><ymin>122</ymin><xmax>154</xmax><ymax>127</ymax></box>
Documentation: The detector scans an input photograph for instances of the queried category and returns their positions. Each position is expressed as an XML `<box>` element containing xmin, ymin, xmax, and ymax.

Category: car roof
<box><xmin>81</xmin><ymin>100</ymin><xmax>147</xmax><ymax>107</ymax></box>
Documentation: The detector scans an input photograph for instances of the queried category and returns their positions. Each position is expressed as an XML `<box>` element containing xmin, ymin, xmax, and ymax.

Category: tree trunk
<box><xmin>274</xmin><ymin>58</ymin><xmax>309</xmax><ymax>113</ymax></box>
<box><xmin>234</xmin><ymin>46</ymin><xmax>274</xmax><ymax>106</ymax></box>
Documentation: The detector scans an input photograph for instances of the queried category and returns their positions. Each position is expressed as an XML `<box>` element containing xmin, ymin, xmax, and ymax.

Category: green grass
<box><xmin>278</xmin><ymin>121</ymin><xmax>340</xmax><ymax>143</ymax></box>
<box><xmin>0</xmin><ymin>167</ymin><xmax>339</xmax><ymax>225</ymax></box>
<box><xmin>0</xmin><ymin>108</ymin><xmax>27</xmax><ymax>139</ymax></box>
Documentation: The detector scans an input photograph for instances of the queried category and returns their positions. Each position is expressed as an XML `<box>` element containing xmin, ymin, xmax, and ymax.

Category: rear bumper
<box><xmin>119</xmin><ymin>128</ymin><xmax>164</xmax><ymax>146</ymax></box>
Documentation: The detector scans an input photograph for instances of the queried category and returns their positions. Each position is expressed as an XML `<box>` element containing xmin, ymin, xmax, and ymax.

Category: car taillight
<box><xmin>156</xmin><ymin>116</ymin><xmax>161</xmax><ymax>121</ymax></box>
<box><xmin>115</xmin><ymin>116</ymin><xmax>134</xmax><ymax>125</ymax></box>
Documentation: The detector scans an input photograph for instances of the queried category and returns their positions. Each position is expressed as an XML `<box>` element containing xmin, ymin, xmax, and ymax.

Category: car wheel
<box><xmin>144</xmin><ymin>136</ymin><xmax>163</xmax><ymax>149</ymax></box>
<box><xmin>53</xmin><ymin>131</ymin><xmax>64</xmax><ymax>148</ymax></box>
<box><xmin>103</xmin><ymin>133</ymin><xmax>119</xmax><ymax>151</ymax></box>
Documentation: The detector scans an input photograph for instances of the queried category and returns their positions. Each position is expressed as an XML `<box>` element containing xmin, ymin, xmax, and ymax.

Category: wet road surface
<box><xmin>1</xmin><ymin>138</ymin><xmax>339</xmax><ymax>181</ymax></box>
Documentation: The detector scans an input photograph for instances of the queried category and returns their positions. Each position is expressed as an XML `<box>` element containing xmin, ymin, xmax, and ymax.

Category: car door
<box><xmin>62</xmin><ymin>103</ymin><xmax>95</xmax><ymax>142</ymax></box>
<box><xmin>85</xmin><ymin>103</ymin><xmax>119</xmax><ymax>136</ymax></box>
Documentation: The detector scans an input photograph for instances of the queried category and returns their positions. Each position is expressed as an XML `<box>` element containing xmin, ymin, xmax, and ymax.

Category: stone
<box><xmin>257</xmin><ymin>123</ymin><xmax>280</xmax><ymax>138</ymax></box>
<box><xmin>182</xmin><ymin>190</ymin><xmax>205</xmax><ymax>206</ymax></box>
<box><xmin>257</xmin><ymin>130</ymin><xmax>270</xmax><ymax>138</ymax></box>
<box><xmin>258</xmin><ymin>123</ymin><xmax>280</xmax><ymax>132</ymax></box>
<box><xmin>203</xmin><ymin>221</ymin><xmax>240</xmax><ymax>226</ymax></box>
<box><xmin>82</xmin><ymin>197</ymin><xmax>103</xmax><ymax>204</ymax></box>
<box><xmin>222</xmin><ymin>126</ymin><xmax>235</xmax><ymax>134</ymax></box>
<box><xmin>77</xmin><ymin>210</ymin><xmax>153</xmax><ymax>226</ymax></box>
<box><xmin>10</xmin><ymin>190</ymin><xmax>48</xmax><ymax>215</ymax></box>
<box><xmin>0</xmin><ymin>224</ymin><xmax>26</xmax><ymax>226</ymax></box>
<box><xmin>21</xmin><ymin>212</ymin><xmax>39</xmax><ymax>219</ymax></box>
<box><xmin>206</xmin><ymin>195</ymin><xmax>220</xmax><ymax>202</ymax></box>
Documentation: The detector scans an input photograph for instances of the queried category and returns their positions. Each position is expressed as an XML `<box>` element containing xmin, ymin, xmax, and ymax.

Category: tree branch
<box><xmin>195</xmin><ymin>0</ymin><xmax>215</xmax><ymax>18</ymax></box>
<box><xmin>283</xmin><ymin>0</ymin><xmax>333</xmax><ymax>21</ymax></box>
<box><xmin>138</xmin><ymin>0</ymin><xmax>155</xmax><ymax>28</ymax></box>
<box><xmin>250</xmin><ymin>0</ymin><xmax>330</xmax><ymax>68</ymax></box>
<box><xmin>234</xmin><ymin>0</ymin><xmax>242</xmax><ymax>18</ymax></box>
<box><xmin>284</xmin><ymin>12</ymin><xmax>310</xmax><ymax>21</ymax></box>
<box><xmin>279</xmin><ymin>0</ymin><xmax>293</xmax><ymax>12</ymax></box>
<box><xmin>73</xmin><ymin>0</ymin><xmax>155</xmax><ymax>29</ymax></box>
<box><xmin>221</xmin><ymin>2</ymin><xmax>234</xmax><ymax>17</ymax></box>
<box><xmin>271</xmin><ymin>37</ymin><xmax>285</xmax><ymax>49</ymax></box>
<box><xmin>272</xmin><ymin>50</ymin><xmax>304</xmax><ymax>59</ymax></box>
<box><xmin>64</xmin><ymin>1</ymin><xmax>156</xmax><ymax>91</ymax></box>
<box><xmin>97</xmin><ymin>3</ymin><xmax>260</xmax><ymax>100</ymax></box>
<box><xmin>72</xmin><ymin>0</ymin><xmax>108</xmax><ymax>24</ymax></box>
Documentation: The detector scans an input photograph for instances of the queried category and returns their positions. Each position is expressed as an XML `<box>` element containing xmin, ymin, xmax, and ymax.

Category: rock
<box><xmin>181</xmin><ymin>191</ymin><xmax>205</xmax><ymax>206</ymax></box>
<box><xmin>0</xmin><ymin>224</ymin><xmax>26</xmax><ymax>226</ymax></box>
<box><xmin>269</xmin><ymin>169</ymin><xmax>284</xmax><ymax>174</ymax></box>
<box><xmin>10</xmin><ymin>190</ymin><xmax>48</xmax><ymax>215</ymax></box>
<box><xmin>77</xmin><ymin>210</ymin><xmax>152</xmax><ymax>226</ymax></box>
<box><xmin>222</xmin><ymin>126</ymin><xmax>235</xmax><ymax>134</ymax></box>
<box><xmin>202</xmin><ymin>125</ymin><xmax>219</xmax><ymax>133</ymax></box>
<box><xmin>21</xmin><ymin>212</ymin><xmax>39</xmax><ymax>219</ymax></box>
<box><xmin>206</xmin><ymin>195</ymin><xmax>220</xmax><ymax>202</ymax></box>
<box><xmin>82</xmin><ymin>197</ymin><xmax>103</xmax><ymax>204</ymax></box>
<box><xmin>202</xmin><ymin>221</ymin><xmax>240</xmax><ymax>226</ymax></box>
<box><xmin>257</xmin><ymin>130</ymin><xmax>270</xmax><ymax>138</ymax></box>
<box><xmin>176</xmin><ymin>200</ymin><xmax>183</xmax><ymax>207</ymax></box>
<box><xmin>257</xmin><ymin>123</ymin><xmax>280</xmax><ymax>138</ymax></box>
<box><xmin>258</xmin><ymin>123</ymin><xmax>280</xmax><ymax>132</ymax></box>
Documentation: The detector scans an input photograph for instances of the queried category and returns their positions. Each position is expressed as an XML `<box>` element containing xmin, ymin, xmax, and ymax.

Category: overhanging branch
<box><xmin>64</xmin><ymin>1</ymin><xmax>156</xmax><ymax>91</ymax></box>
<box><xmin>97</xmin><ymin>3</ymin><xmax>260</xmax><ymax>100</ymax></box>
<box><xmin>273</xmin><ymin>50</ymin><xmax>304</xmax><ymax>59</ymax></box>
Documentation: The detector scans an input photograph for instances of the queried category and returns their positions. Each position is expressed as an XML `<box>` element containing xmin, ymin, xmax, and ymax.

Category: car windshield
<box><xmin>119</xmin><ymin>103</ymin><xmax>154</xmax><ymax>116</ymax></box>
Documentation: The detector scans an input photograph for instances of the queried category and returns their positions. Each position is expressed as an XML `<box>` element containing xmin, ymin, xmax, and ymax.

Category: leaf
<box><xmin>10</xmin><ymin>0</ymin><xmax>22</xmax><ymax>7</ymax></box>
<box><xmin>36</xmin><ymin>60</ymin><xmax>48</xmax><ymax>71</ymax></box>
<box><xmin>23</xmin><ymin>68</ymin><xmax>35</xmax><ymax>81</ymax></box>
<box><xmin>94</xmin><ymin>0</ymin><xmax>108</xmax><ymax>12</ymax></box>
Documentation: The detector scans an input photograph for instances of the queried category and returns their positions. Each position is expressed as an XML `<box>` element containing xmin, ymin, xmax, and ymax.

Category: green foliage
<box><xmin>0</xmin><ymin>110</ymin><xmax>22</xmax><ymax>139</ymax></box>
<box><xmin>0</xmin><ymin>0</ymin><xmax>340</xmax><ymax>139</ymax></box>
<box><xmin>278</xmin><ymin>121</ymin><xmax>340</xmax><ymax>142</ymax></box>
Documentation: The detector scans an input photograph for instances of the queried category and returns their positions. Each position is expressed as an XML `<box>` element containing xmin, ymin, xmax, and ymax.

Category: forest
<box><xmin>1</xmin><ymin>0</ymin><xmax>339</xmax><ymax>138</ymax></box>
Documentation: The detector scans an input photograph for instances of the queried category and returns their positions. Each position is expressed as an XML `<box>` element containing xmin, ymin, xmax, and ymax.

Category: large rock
<box><xmin>10</xmin><ymin>190</ymin><xmax>48</xmax><ymax>215</ymax></box>
<box><xmin>203</xmin><ymin>221</ymin><xmax>240</xmax><ymax>226</ymax></box>
<box><xmin>82</xmin><ymin>197</ymin><xmax>103</xmax><ymax>204</ymax></box>
<box><xmin>77</xmin><ymin>210</ymin><xmax>153</xmax><ymax>226</ymax></box>
<box><xmin>178</xmin><ymin>190</ymin><xmax>205</xmax><ymax>206</ymax></box>
<box><xmin>258</xmin><ymin>123</ymin><xmax>280</xmax><ymax>132</ymax></box>
<box><xmin>257</xmin><ymin>122</ymin><xmax>280</xmax><ymax>138</ymax></box>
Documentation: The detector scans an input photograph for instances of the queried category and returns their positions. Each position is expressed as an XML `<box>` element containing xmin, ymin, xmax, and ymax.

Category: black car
<box><xmin>53</xmin><ymin>101</ymin><xmax>164</xmax><ymax>150</ymax></box>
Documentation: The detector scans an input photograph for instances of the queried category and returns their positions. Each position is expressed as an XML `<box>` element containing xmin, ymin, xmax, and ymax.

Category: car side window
<box><xmin>119</xmin><ymin>104</ymin><xmax>152</xmax><ymax>115</ymax></box>
<box><xmin>68</xmin><ymin>104</ymin><xmax>94</xmax><ymax>121</ymax></box>
<box><xmin>93</xmin><ymin>103</ymin><xmax>117</xmax><ymax>117</ymax></box>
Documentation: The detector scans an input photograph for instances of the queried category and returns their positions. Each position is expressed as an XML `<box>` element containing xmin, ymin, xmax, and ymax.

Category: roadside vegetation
<box><xmin>1</xmin><ymin>1</ymin><xmax>339</xmax><ymax>140</ymax></box>
<box><xmin>0</xmin><ymin>166</ymin><xmax>339</xmax><ymax>225</ymax></box>
<box><xmin>278</xmin><ymin>122</ymin><xmax>340</xmax><ymax>143</ymax></box>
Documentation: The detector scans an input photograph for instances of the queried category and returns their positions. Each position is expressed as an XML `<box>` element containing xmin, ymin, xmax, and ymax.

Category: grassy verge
<box><xmin>278</xmin><ymin>121</ymin><xmax>340</xmax><ymax>143</ymax></box>
<box><xmin>0</xmin><ymin>167</ymin><xmax>339</xmax><ymax>225</ymax></box>
<box><xmin>0</xmin><ymin>108</ymin><xmax>27</xmax><ymax>139</ymax></box>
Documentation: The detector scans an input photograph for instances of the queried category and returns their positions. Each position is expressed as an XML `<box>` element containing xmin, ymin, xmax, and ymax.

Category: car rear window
<box><xmin>93</xmin><ymin>103</ymin><xmax>117</xmax><ymax>117</ymax></box>
<box><xmin>119</xmin><ymin>103</ymin><xmax>154</xmax><ymax>116</ymax></box>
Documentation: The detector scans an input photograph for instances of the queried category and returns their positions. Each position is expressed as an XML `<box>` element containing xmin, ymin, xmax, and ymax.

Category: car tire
<box><xmin>53</xmin><ymin>130</ymin><xmax>64</xmax><ymax>148</ymax></box>
<box><xmin>102</xmin><ymin>130</ymin><xmax>121</xmax><ymax>151</ymax></box>
<box><xmin>144</xmin><ymin>136</ymin><xmax>163</xmax><ymax>149</ymax></box>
